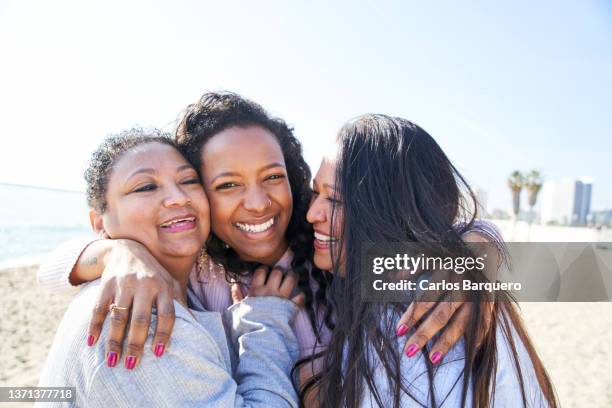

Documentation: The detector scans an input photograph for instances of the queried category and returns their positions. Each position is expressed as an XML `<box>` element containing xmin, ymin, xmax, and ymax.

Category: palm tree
<box><xmin>524</xmin><ymin>170</ymin><xmax>543</xmax><ymax>213</ymax></box>
<box><xmin>507</xmin><ymin>170</ymin><xmax>524</xmax><ymax>219</ymax></box>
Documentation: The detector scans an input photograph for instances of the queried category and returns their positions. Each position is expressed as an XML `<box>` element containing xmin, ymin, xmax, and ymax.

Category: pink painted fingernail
<box><xmin>154</xmin><ymin>343</ymin><xmax>165</xmax><ymax>357</ymax></box>
<box><xmin>87</xmin><ymin>334</ymin><xmax>95</xmax><ymax>347</ymax></box>
<box><xmin>406</xmin><ymin>343</ymin><xmax>419</xmax><ymax>358</ymax></box>
<box><xmin>396</xmin><ymin>324</ymin><xmax>408</xmax><ymax>337</ymax></box>
<box><xmin>107</xmin><ymin>352</ymin><xmax>118</xmax><ymax>367</ymax></box>
<box><xmin>125</xmin><ymin>355</ymin><xmax>136</xmax><ymax>370</ymax></box>
<box><xmin>430</xmin><ymin>351</ymin><xmax>443</xmax><ymax>364</ymax></box>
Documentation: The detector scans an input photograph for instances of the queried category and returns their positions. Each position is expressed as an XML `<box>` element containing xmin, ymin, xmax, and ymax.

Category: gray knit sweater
<box><xmin>37</xmin><ymin>279</ymin><xmax>299</xmax><ymax>407</ymax></box>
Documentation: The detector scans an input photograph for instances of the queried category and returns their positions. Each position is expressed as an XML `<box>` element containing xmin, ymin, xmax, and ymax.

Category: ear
<box><xmin>89</xmin><ymin>209</ymin><xmax>107</xmax><ymax>238</ymax></box>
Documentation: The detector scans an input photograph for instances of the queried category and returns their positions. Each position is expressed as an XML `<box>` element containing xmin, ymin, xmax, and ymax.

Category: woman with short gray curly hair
<box><xmin>38</xmin><ymin>128</ymin><xmax>301</xmax><ymax>407</ymax></box>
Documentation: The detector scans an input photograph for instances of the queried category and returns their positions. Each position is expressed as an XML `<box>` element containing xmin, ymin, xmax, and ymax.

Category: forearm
<box><xmin>69</xmin><ymin>239</ymin><xmax>116</xmax><ymax>285</ymax></box>
<box><xmin>37</xmin><ymin>238</ymin><xmax>150</xmax><ymax>291</ymax></box>
<box><xmin>37</xmin><ymin>236</ymin><xmax>100</xmax><ymax>292</ymax></box>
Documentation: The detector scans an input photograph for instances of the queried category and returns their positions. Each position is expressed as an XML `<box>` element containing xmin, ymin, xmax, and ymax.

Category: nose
<box><xmin>242</xmin><ymin>186</ymin><xmax>270</xmax><ymax>214</ymax></box>
<box><xmin>163</xmin><ymin>183</ymin><xmax>192</xmax><ymax>208</ymax></box>
<box><xmin>306</xmin><ymin>195</ymin><xmax>327</xmax><ymax>224</ymax></box>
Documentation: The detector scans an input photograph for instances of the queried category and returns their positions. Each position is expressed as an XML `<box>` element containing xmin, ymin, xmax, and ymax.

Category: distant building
<box><xmin>540</xmin><ymin>178</ymin><xmax>593</xmax><ymax>225</ymax></box>
<box><xmin>591</xmin><ymin>209</ymin><xmax>612</xmax><ymax>228</ymax></box>
<box><xmin>475</xmin><ymin>188</ymin><xmax>488</xmax><ymax>216</ymax></box>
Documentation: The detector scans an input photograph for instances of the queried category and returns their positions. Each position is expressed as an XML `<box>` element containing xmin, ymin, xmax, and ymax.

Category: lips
<box><xmin>314</xmin><ymin>231</ymin><xmax>336</xmax><ymax>242</ymax></box>
<box><xmin>159</xmin><ymin>215</ymin><xmax>197</xmax><ymax>233</ymax></box>
<box><xmin>313</xmin><ymin>229</ymin><xmax>338</xmax><ymax>251</ymax></box>
<box><xmin>234</xmin><ymin>216</ymin><xmax>275</xmax><ymax>234</ymax></box>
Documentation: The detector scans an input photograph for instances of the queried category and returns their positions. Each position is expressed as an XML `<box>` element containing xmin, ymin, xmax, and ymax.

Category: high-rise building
<box><xmin>540</xmin><ymin>178</ymin><xmax>593</xmax><ymax>225</ymax></box>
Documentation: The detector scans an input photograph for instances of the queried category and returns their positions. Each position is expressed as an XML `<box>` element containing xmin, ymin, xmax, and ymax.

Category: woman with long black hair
<box><xmin>303</xmin><ymin>114</ymin><xmax>557</xmax><ymax>407</ymax></box>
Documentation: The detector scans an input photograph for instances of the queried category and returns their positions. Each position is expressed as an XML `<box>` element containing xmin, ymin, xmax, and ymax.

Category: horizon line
<box><xmin>0</xmin><ymin>181</ymin><xmax>84</xmax><ymax>194</ymax></box>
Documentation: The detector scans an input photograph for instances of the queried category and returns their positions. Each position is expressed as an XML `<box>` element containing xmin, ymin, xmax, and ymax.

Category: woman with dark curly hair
<box><xmin>37</xmin><ymin>92</ymin><xmax>489</xmax><ymax>390</ymax></box>
<box><xmin>38</xmin><ymin>92</ymin><xmax>332</xmax><ymax>374</ymax></box>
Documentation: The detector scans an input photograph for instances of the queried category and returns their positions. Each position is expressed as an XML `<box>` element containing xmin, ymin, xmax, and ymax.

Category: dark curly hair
<box><xmin>84</xmin><ymin>128</ymin><xmax>177</xmax><ymax>212</ymax></box>
<box><xmin>176</xmin><ymin>91</ymin><xmax>333</xmax><ymax>343</ymax></box>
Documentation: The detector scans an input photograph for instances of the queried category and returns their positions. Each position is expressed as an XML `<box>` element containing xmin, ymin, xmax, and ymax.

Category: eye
<box><xmin>181</xmin><ymin>178</ymin><xmax>200</xmax><ymax>185</ymax></box>
<box><xmin>327</xmin><ymin>197</ymin><xmax>342</xmax><ymax>205</ymax></box>
<box><xmin>216</xmin><ymin>182</ymin><xmax>239</xmax><ymax>190</ymax></box>
<box><xmin>133</xmin><ymin>183</ymin><xmax>157</xmax><ymax>193</ymax></box>
<box><xmin>265</xmin><ymin>174</ymin><xmax>286</xmax><ymax>181</ymax></box>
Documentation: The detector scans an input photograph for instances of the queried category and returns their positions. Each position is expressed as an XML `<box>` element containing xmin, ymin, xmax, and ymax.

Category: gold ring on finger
<box><xmin>109</xmin><ymin>303</ymin><xmax>129</xmax><ymax>313</ymax></box>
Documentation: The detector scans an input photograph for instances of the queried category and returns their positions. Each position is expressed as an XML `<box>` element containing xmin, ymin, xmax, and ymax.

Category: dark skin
<box><xmin>201</xmin><ymin>126</ymin><xmax>293</xmax><ymax>266</ymax></box>
<box><xmin>67</xmin><ymin>126</ymin><xmax>492</xmax><ymax>370</ymax></box>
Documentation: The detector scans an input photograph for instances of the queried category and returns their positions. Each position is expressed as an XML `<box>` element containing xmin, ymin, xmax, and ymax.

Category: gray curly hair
<box><xmin>84</xmin><ymin>127</ymin><xmax>178</xmax><ymax>212</ymax></box>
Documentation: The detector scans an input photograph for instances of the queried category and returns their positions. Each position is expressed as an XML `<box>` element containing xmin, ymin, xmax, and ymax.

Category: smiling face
<box><xmin>306</xmin><ymin>157</ymin><xmax>345</xmax><ymax>274</ymax></box>
<box><xmin>98</xmin><ymin>142</ymin><xmax>210</xmax><ymax>266</ymax></box>
<box><xmin>200</xmin><ymin>125</ymin><xmax>292</xmax><ymax>265</ymax></box>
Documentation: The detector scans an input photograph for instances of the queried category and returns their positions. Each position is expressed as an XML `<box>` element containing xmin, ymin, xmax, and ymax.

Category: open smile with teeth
<box><xmin>159</xmin><ymin>217</ymin><xmax>196</xmax><ymax>228</ymax></box>
<box><xmin>314</xmin><ymin>232</ymin><xmax>337</xmax><ymax>242</ymax></box>
<box><xmin>235</xmin><ymin>217</ymin><xmax>275</xmax><ymax>233</ymax></box>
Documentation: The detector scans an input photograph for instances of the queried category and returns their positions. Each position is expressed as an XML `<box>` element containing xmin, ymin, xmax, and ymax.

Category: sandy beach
<box><xmin>1</xmin><ymin>265</ymin><xmax>611</xmax><ymax>407</ymax></box>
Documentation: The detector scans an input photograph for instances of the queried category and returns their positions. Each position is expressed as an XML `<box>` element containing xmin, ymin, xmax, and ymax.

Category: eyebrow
<box><xmin>209</xmin><ymin>162</ymin><xmax>286</xmax><ymax>184</ymax></box>
<box><xmin>313</xmin><ymin>178</ymin><xmax>337</xmax><ymax>192</ymax></box>
<box><xmin>126</xmin><ymin>164</ymin><xmax>194</xmax><ymax>181</ymax></box>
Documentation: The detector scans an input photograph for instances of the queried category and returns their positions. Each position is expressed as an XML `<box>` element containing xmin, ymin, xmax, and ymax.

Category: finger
<box><xmin>428</xmin><ymin>303</ymin><xmax>471</xmax><ymax>364</ymax></box>
<box><xmin>403</xmin><ymin>301</ymin><xmax>462</xmax><ymax>358</ymax></box>
<box><xmin>291</xmin><ymin>292</ymin><xmax>306</xmax><ymax>308</ymax></box>
<box><xmin>151</xmin><ymin>289</ymin><xmax>175</xmax><ymax>359</ymax></box>
<box><xmin>123</xmin><ymin>291</ymin><xmax>155</xmax><ymax>370</ymax></box>
<box><xmin>267</xmin><ymin>267</ymin><xmax>284</xmax><ymax>290</ymax></box>
<box><xmin>87</xmin><ymin>283</ymin><xmax>115</xmax><ymax>347</ymax></box>
<box><xmin>395</xmin><ymin>301</ymin><xmax>436</xmax><ymax>337</ymax></box>
<box><xmin>252</xmin><ymin>266</ymin><xmax>268</xmax><ymax>288</ymax></box>
<box><xmin>230</xmin><ymin>282</ymin><xmax>245</xmax><ymax>304</ymax></box>
<box><xmin>105</xmin><ymin>291</ymin><xmax>133</xmax><ymax>368</ymax></box>
<box><xmin>279</xmin><ymin>271</ymin><xmax>298</xmax><ymax>298</ymax></box>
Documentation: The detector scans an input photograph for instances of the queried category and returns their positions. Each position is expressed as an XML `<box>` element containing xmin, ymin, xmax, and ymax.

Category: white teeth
<box><xmin>160</xmin><ymin>217</ymin><xmax>195</xmax><ymax>228</ymax></box>
<box><xmin>235</xmin><ymin>217</ymin><xmax>275</xmax><ymax>233</ymax></box>
<box><xmin>314</xmin><ymin>232</ymin><xmax>336</xmax><ymax>242</ymax></box>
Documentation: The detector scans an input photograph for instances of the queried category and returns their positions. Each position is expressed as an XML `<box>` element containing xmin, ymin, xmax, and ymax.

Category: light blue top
<box><xmin>37</xmin><ymin>279</ymin><xmax>300</xmax><ymax>407</ymax></box>
<box><xmin>356</xmin><ymin>311</ymin><xmax>549</xmax><ymax>407</ymax></box>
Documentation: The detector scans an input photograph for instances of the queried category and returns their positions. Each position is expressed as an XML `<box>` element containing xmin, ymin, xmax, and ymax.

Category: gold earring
<box><xmin>197</xmin><ymin>247</ymin><xmax>209</xmax><ymax>275</ymax></box>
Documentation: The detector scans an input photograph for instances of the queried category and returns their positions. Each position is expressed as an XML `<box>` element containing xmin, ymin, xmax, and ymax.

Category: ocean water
<box><xmin>0</xmin><ymin>183</ymin><xmax>92</xmax><ymax>268</ymax></box>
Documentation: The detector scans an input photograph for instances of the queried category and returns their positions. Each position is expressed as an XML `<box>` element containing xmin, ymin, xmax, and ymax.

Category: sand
<box><xmin>520</xmin><ymin>303</ymin><xmax>612</xmax><ymax>407</ymax></box>
<box><xmin>1</xmin><ymin>265</ymin><xmax>611</xmax><ymax>407</ymax></box>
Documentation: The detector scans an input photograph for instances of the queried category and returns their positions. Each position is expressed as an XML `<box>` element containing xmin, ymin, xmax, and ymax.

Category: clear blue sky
<box><xmin>1</xmin><ymin>0</ymin><xmax>611</xmax><ymax>212</ymax></box>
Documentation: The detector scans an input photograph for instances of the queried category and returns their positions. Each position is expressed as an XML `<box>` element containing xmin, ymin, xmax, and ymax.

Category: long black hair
<box><xmin>175</xmin><ymin>91</ymin><xmax>332</xmax><ymax>343</ymax></box>
<box><xmin>301</xmin><ymin>114</ymin><xmax>557</xmax><ymax>407</ymax></box>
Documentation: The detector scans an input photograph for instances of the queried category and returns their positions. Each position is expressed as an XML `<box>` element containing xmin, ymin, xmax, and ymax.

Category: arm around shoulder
<box><xmin>36</xmin><ymin>236</ymin><xmax>101</xmax><ymax>293</ymax></box>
